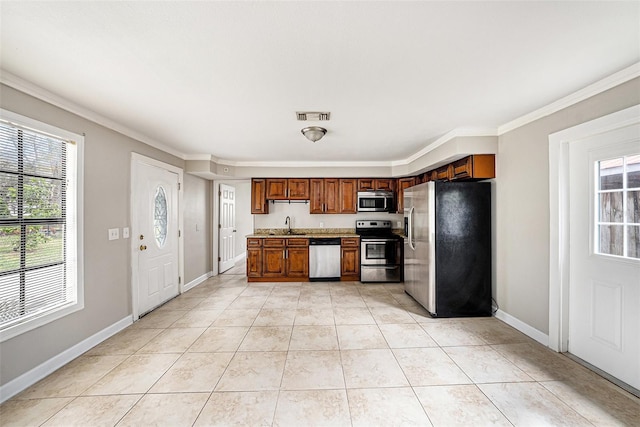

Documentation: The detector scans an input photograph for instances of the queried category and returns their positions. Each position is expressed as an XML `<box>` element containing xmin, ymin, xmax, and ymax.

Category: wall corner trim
<box><xmin>494</xmin><ymin>309</ymin><xmax>549</xmax><ymax>347</ymax></box>
<box><xmin>183</xmin><ymin>271</ymin><xmax>213</xmax><ymax>293</ymax></box>
<box><xmin>0</xmin><ymin>316</ymin><xmax>133</xmax><ymax>403</ymax></box>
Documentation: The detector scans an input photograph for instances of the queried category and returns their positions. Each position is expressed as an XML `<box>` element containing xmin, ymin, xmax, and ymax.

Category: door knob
<box><xmin>140</xmin><ymin>245</ymin><xmax>147</xmax><ymax>251</ymax></box>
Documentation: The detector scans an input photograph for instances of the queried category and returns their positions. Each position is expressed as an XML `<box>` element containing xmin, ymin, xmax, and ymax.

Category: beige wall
<box><xmin>0</xmin><ymin>84</ymin><xmax>212</xmax><ymax>385</ymax></box>
<box><xmin>183</xmin><ymin>174</ymin><xmax>212</xmax><ymax>283</ymax></box>
<box><xmin>495</xmin><ymin>77</ymin><xmax>640</xmax><ymax>334</ymax></box>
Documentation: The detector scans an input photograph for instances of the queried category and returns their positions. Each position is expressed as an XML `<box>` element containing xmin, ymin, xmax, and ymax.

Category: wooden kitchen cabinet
<box><xmin>310</xmin><ymin>178</ymin><xmax>351</xmax><ymax>214</ymax></box>
<box><xmin>339</xmin><ymin>179</ymin><xmax>358</xmax><ymax>214</ymax></box>
<box><xmin>451</xmin><ymin>155</ymin><xmax>495</xmax><ymax>181</ymax></box>
<box><xmin>288</xmin><ymin>178</ymin><xmax>310</xmax><ymax>200</ymax></box>
<box><xmin>435</xmin><ymin>165</ymin><xmax>453</xmax><ymax>181</ymax></box>
<box><xmin>251</xmin><ymin>179</ymin><xmax>269</xmax><ymax>214</ymax></box>
<box><xmin>262</xmin><ymin>238</ymin><xmax>286</xmax><ymax>277</ymax></box>
<box><xmin>357</xmin><ymin>178</ymin><xmax>395</xmax><ymax>192</ymax></box>
<box><xmin>265</xmin><ymin>179</ymin><xmax>288</xmax><ymax>200</ymax></box>
<box><xmin>246</xmin><ymin>238</ymin><xmax>263</xmax><ymax>277</ymax></box>
<box><xmin>396</xmin><ymin>177</ymin><xmax>416</xmax><ymax>212</ymax></box>
<box><xmin>248</xmin><ymin>237</ymin><xmax>309</xmax><ymax>281</ymax></box>
<box><xmin>340</xmin><ymin>237</ymin><xmax>360</xmax><ymax>281</ymax></box>
<box><xmin>285</xmin><ymin>238</ymin><xmax>309</xmax><ymax>278</ymax></box>
<box><xmin>265</xmin><ymin>178</ymin><xmax>310</xmax><ymax>200</ymax></box>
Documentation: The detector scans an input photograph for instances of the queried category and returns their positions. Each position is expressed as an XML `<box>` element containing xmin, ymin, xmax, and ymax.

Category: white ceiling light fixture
<box><xmin>301</xmin><ymin>126</ymin><xmax>327</xmax><ymax>142</ymax></box>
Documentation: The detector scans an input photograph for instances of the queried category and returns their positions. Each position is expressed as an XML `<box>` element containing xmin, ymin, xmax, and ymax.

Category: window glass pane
<box><xmin>627</xmin><ymin>226</ymin><xmax>640</xmax><ymax>259</ymax></box>
<box><xmin>154</xmin><ymin>186</ymin><xmax>167</xmax><ymax>247</ymax></box>
<box><xmin>627</xmin><ymin>190</ymin><xmax>640</xmax><ymax>224</ymax></box>
<box><xmin>0</xmin><ymin>231</ymin><xmax>20</xmax><ymax>272</ymax></box>
<box><xmin>22</xmin><ymin>133</ymin><xmax>64</xmax><ymax>179</ymax></box>
<box><xmin>23</xmin><ymin>177</ymin><xmax>62</xmax><ymax>219</ymax></box>
<box><xmin>25</xmin><ymin>224</ymin><xmax>64</xmax><ymax>268</ymax></box>
<box><xmin>599</xmin><ymin>225</ymin><xmax>623</xmax><ymax>256</ymax></box>
<box><xmin>599</xmin><ymin>158</ymin><xmax>623</xmax><ymax>190</ymax></box>
<box><xmin>0</xmin><ymin>273</ymin><xmax>20</xmax><ymax>323</ymax></box>
<box><xmin>0</xmin><ymin>172</ymin><xmax>18</xmax><ymax>220</ymax></box>
<box><xmin>627</xmin><ymin>154</ymin><xmax>640</xmax><ymax>189</ymax></box>
<box><xmin>24</xmin><ymin>265</ymin><xmax>66</xmax><ymax>317</ymax></box>
<box><xmin>599</xmin><ymin>192</ymin><xmax>623</xmax><ymax>223</ymax></box>
<box><xmin>0</xmin><ymin>124</ymin><xmax>18</xmax><ymax>173</ymax></box>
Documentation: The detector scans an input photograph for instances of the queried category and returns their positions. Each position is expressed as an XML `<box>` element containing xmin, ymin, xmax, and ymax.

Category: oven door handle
<box><xmin>361</xmin><ymin>239</ymin><xmax>398</xmax><ymax>244</ymax></box>
<box><xmin>361</xmin><ymin>265</ymin><xmax>399</xmax><ymax>269</ymax></box>
<box><xmin>408</xmin><ymin>206</ymin><xmax>416</xmax><ymax>250</ymax></box>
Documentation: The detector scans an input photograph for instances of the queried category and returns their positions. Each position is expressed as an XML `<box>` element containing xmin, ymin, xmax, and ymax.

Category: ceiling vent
<box><xmin>296</xmin><ymin>111</ymin><xmax>331</xmax><ymax>121</ymax></box>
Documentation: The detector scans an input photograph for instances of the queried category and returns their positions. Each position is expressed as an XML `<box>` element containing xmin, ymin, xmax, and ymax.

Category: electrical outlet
<box><xmin>108</xmin><ymin>228</ymin><xmax>119</xmax><ymax>240</ymax></box>
<box><xmin>319</xmin><ymin>222</ymin><xmax>324</xmax><ymax>228</ymax></box>
<box><xmin>396</xmin><ymin>221</ymin><xmax>402</xmax><ymax>228</ymax></box>
<box><xmin>122</xmin><ymin>227</ymin><xmax>130</xmax><ymax>239</ymax></box>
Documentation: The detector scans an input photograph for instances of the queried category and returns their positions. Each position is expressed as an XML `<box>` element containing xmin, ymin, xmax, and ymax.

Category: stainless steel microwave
<box><xmin>357</xmin><ymin>191</ymin><xmax>395</xmax><ymax>212</ymax></box>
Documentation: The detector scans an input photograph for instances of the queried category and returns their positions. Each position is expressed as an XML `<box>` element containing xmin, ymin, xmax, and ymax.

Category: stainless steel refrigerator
<box><xmin>404</xmin><ymin>181</ymin><xmax>491</xmax><ymax>317</ymax></box>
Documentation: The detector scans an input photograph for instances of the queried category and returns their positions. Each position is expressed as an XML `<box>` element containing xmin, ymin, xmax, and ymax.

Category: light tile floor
<box><xmin>2</xmin><ymin>269</ymin><xmax>639</xmax><ymax>426</ymax></box>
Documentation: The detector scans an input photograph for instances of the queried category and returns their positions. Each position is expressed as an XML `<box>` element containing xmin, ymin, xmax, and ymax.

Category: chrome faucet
<box><xmin>285</xmin><ymin>216</ymin><xmax>291</xmax><ymax>234</ymax></box>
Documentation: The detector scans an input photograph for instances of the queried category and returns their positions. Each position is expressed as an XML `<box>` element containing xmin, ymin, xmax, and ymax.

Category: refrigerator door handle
<box><xmin>408</xmin><ymin>206</ymin><xmax>416</xmax><ymax>250</ymax></box>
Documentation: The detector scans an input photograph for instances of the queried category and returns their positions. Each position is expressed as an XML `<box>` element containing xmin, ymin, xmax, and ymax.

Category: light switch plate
<box><xmin>122</xmin><ymin>227</ymin><xmax>130</xmax><ymax>239</ymax></box>
<box><xmin>108</xmin><ymin>228</ymin><xmax>119</xmax><ymax>240</ymax></box>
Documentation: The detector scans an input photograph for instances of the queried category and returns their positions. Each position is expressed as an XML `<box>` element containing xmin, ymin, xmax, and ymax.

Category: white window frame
<box><xmin>594</xmin><ymin>155</ymin><xmax>640</xmax><ymax>260</ymax></box>
<box><xmin>0</xmin><ymin>109</ymin><xmax>84</xmax><ymax>342</ymax></box>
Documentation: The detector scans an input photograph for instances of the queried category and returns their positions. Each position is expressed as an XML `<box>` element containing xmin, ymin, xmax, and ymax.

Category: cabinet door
<box><xmin>396</xmin><ymin>177</ymin><xmax>416</xmax><ymax>212</ymax></box>
<box><xmin>288</xmin><ymin>178</ymin><xmax>310</xmax><ymax>200</ymax></box>
<box><xmin>247</xmin><ymin>247</ymin><xmax>263</xmax><ymax>277</ymax></box>
<box><xmin>251</xmin><ymin>179</ymin><xmax>269</xmax><ymax>214</ymax></box>
<box><xmin>324</xmin><ymin>178</ymin><xmax>340</xmax><ymax>214</ymax></box>
<box><xmin>436</xmin><ymin>165</ymin><xmax>452</xmax><ymax>181</ymax></box>
<box><xmin>358</xmin><ymin>178</ymin><xmax>375</xmax><ymax>191</ymax></box>
<box><xmin>341</xmin><ymin>238</ymin><xmax>360</xmax><ymax>280</ymax></box>
<box><xmin>309</xmin><ymin>178</ymin><xmax>325</xmax><ymax>213</ymax></box>
<box><xmin>266</xmin><ymin>178</ymin><xmax>288</xmax><ymax>200</ymax></box>
<box><xmin>263</xmin><ymin>247</ymin><xmax>286</xmax><ymax>277</ymax></box>
<box><xmin>375</xmin><ymin>178</ymin><xmax>395</xmax><ymax>192</ymax></box>
<box><xmin>339</xmin><ymin>179</ymin><xmax>357</xmax><ymax>213</ymax></box>
<box><xmin>286</xmin><ymin>247</ymin><xmax>309</xmax><ymax>278</ymax></box>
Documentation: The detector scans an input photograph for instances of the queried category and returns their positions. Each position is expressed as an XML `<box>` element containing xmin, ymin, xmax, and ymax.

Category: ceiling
<box><xmin>1</xmin><ymin>1</ymin><xmax>638</xmax><ymax>165</ymax></box>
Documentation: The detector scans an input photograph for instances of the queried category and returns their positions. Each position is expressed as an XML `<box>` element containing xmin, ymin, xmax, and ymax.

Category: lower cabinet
<box><xmin>340</xmin><ymin>237</ymin><xmax>360</xmax><ymax>281</ymax></box>
<box><xmin>248</xmin><ymin>238</ymin><xmax>309</xmax><ymax>281</ymax></box>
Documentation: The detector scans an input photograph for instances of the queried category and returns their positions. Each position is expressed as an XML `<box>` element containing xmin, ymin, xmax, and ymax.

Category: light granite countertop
<box><xmin>246</xmin><ymin>228</ymin><xmax>406</xmax><ymax>239</ymax></box>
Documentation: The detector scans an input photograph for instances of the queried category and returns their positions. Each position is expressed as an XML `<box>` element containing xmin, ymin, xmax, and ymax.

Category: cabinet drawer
<box><xmin>286</xmin><ymin>238</ymin><xmax>309</xmax><ymax>247</ymax></box>
<box><xmin>341</xmin><ymin>237</ymin><xmax>359</xmax><ymax>247</ymax></box>
<box><xmin>263</xmin><ymin>238</ymin><xmax>286</xmax><ymax>247</ymax></box>
<box><xmin>247</xmin><ymin>238</ymin><xmax>263</xmax><ymax>247</ymax></box>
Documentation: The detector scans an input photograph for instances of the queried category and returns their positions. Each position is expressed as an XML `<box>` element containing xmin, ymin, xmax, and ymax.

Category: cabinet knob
<box><xmin>140</xmin><ymin>245</ymin><xmax>147</xmax><ymax>251</ymax></box>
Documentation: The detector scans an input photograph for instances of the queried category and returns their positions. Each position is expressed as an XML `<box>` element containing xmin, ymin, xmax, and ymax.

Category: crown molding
<box><xmin>497</xmin><ymin>62</ymin><xmax>640</xmax><ymax>135</ymax></box>
<box><xmin>0</xmin><ymin>70</ymin><xmax>188</xmax><ymax>160</ymax></box>
<box><xmin>3</xmin><ymin>63</ymin><xmax>638</xmax><ymax>170</ymax></box>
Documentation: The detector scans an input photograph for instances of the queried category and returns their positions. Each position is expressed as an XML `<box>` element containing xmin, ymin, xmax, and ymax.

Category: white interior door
<box><xmin>219</xmin><ymin>183</ymin><xmax>236</xmax><ymax>273</ymax></box>
<box><xmin>568</xmin><ymin>123</ymin><xmax>640</xmax><ymax>390</ymax></box>
<box><xmin>135</xmin><ymin>161</ymin><xmax>180</xmax><ymax>316</ymax></box>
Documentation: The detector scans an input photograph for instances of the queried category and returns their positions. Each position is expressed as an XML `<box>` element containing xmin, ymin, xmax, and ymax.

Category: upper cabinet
<box><xmin>251</xmin><ymin>178</ymin><xmax>269</xmax><ymax>214</ymax></box>
<box><xmin>265</xmin><ymin>178</ymin><xmax>310</xmax><ymax>200</ymax></box>
<box><xmin>310</xmin><ymin>178</ymin><xmax>355</xmax><ymax>214</ymax></box>
<box><xmin>251</xmin><ymin>155</ymin><xmax>494</xmax><ymax>215</ymax></box>
<box><xmin>357</xmin><ymin>178</ymin><xmax>395</xmax><ymax>192</ymax></box>
<box><xmin>451</xmin><ymin>155</ymin><xmax>495</xmax><ymax>181</ymax></box>
<box><xmin>396</xmin><ymin>177</ymin><xmax>416</xmax><ymax>212</ymax></box>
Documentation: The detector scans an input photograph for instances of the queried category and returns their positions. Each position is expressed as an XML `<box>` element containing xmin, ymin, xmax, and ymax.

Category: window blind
<box><xmin>0</xmin><ymin>120</ymin><xmax>73</xmax><ymax>329</ymax></box>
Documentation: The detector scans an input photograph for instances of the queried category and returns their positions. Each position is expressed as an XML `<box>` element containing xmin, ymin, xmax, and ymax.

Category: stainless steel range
<box><xmin>356</xmin><ymin>220</ymin><xmax>403</xmax><ymax>283</ymax></box>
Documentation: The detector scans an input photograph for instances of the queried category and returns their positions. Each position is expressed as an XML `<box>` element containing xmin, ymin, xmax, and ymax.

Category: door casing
<box><xmin>548</xmin><ymin>104</ymin><xmax>640</xmax><ymax>352</ymax></box>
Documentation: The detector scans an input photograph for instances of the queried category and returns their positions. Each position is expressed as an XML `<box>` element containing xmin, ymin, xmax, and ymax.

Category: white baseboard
<box><xmin>234</xmin><ymin>252</ymin><xmax>246</xmax><ymax>263</ymax></box>
<box><xmin>495</xmin><ymin>309</ymin><xmax>549</xmax><ymax>346</ymax></box>
<box><xmin>0</xmin><ymin>315</ymin><xmax>132</xmax><ymax>403</ymax></box>
<box><xmin>183</xmin><ymin>271</ymin><xmax>213</xmax><ymax>292</ymax></box>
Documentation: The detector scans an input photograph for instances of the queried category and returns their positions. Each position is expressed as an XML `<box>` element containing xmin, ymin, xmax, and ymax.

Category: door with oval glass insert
<box><xmin>135</xmin><ymin>161</ymin><xmax>180</xmax><ymax>316</ymax></box>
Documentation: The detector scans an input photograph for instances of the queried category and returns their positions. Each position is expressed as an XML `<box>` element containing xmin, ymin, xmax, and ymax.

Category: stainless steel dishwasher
<box><xmin>308</xmin><ymin>238</ymin><xmax>341</xmax><ymax>281</ymax></box>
